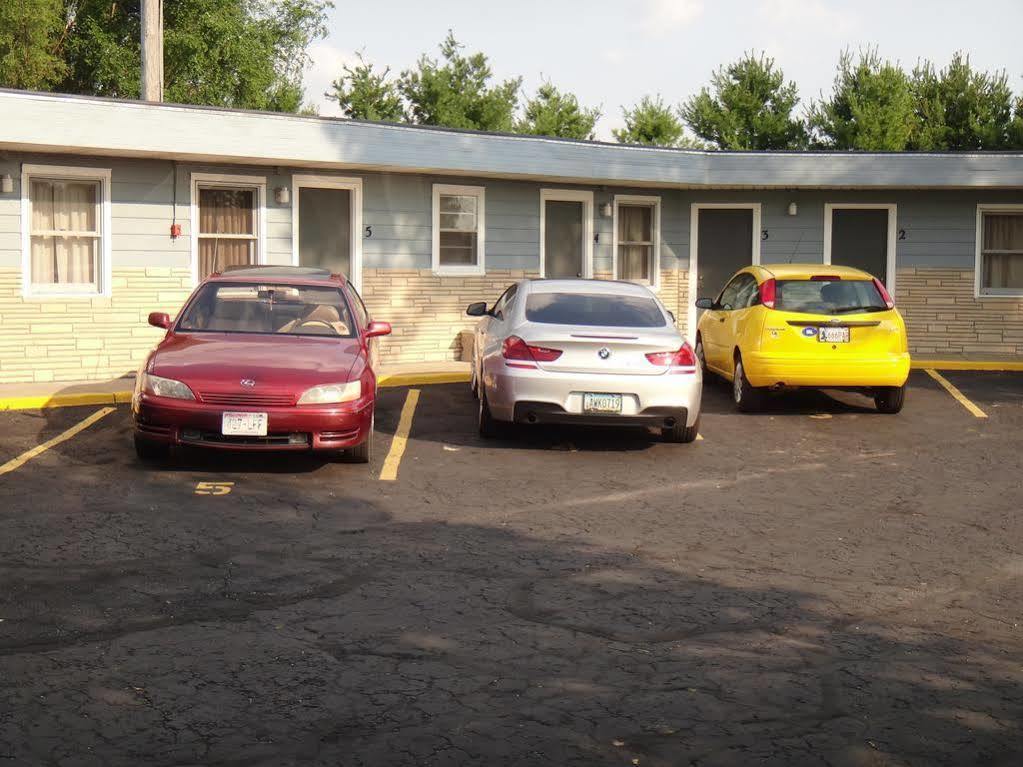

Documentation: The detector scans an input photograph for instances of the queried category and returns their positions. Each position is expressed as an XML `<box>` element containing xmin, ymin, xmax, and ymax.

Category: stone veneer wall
<box><xmin>0</xmin><ymin>268</ymin><xmax>193</xmax><ymax>384</ymax></box>
<box><xmin>897</xmin><ymin>268</ymin><xmax>1023</xmax><ymax>355</ymax></box>
<box><xmin>362</xmin><ymin>267</ymin><xmax>691</xmax><ymax>366</ymax></box>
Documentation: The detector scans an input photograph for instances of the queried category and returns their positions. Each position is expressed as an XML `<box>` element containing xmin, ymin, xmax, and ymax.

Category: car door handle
<box><xmin>718</xmin><ymin>316</ymin><xmax>726</xmax><ymax>323</ymax></box>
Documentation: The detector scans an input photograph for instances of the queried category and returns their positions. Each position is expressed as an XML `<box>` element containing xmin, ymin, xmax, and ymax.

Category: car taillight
<box><xmin>873</xmin><ymin>277</ymin><xmax>895</xmax><ymax>309</ymax></box>
<box><xmin>645</xmin><ymin>343</ymin><xmax>697</xmax><ymax>373</ymax></box>
<box><xmin>759</xmin><ymin>278</ymin><xmax>776</xmax><ymax>309</ymax></box>
<box><xmin>502</xmin><ymin>336</ymin><xmax>562</xmax><ymax>368</ymax></box>
<box><xmin>811</xmin><ymin>275</ymin><xmax>841</xmax><ymax>281</ymax></box>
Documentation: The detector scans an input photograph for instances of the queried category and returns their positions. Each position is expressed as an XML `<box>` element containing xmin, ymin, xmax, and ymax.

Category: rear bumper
<box><xmin>744</xmin><ymin>351</ymin><xmax>911</xmax><ymax>388</ymax></box>
<box><xmin>484</xmin><ymin>362</ymin><xmax>702</xmax><ymax>427</ymax></box>
<box><xmin>132</xmin><ymin>392</ymin><xmax>373</xmax><ymax>451</ymax></box>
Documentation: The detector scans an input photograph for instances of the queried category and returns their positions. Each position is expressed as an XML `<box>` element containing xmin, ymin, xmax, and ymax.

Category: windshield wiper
<box><xmin>832</xmin><ymin>305</ymin><xmax>886</xmax><ymax>314</ymax></box>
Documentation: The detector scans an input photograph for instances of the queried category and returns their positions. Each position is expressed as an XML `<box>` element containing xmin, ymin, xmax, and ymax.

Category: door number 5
<box><xmin>195</xmin><ymin>481</ymin><xmax>234</xmax><ymax>496</ymax></box>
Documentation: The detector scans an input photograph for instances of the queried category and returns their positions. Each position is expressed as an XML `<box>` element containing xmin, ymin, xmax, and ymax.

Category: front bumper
<box><xmin>485</xmin><ymin>363</ymin><xmax>702</xmax><ymax>428</ymax></box>
<box><xmin>132</xmin><ymin>393</ymin><xmax>373</xmax><ymax>451</ymax></box>
<box><xmin>743</xmin><ymin>351</ymin><xmax>911</xmax><ymax>388</ymax></box>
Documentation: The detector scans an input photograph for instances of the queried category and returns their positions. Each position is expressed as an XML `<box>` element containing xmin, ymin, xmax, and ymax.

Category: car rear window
<box><xmin>177</xmin><ymin>282</ymin><xmax>357</xmax><ymax>337</ymax></box>
<box><xmin>776</xmin><ymin>279</ymin><xmax>889</xmax><ymax>315</ymax></box>
<box><xmin>525</xmin><ymin>292</ymin><xmax>666</xmax><ymax>327</ymax></box>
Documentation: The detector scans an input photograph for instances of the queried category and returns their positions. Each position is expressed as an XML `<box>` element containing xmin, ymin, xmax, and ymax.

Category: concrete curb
<box><xmin>0</xmin><ymin>371</ymin><xmax>472</xmax><ymax>411</ymax></box>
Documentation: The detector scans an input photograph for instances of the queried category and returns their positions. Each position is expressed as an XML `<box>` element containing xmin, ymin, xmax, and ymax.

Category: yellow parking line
<box><xmin>379</xmin><ymin>389</ymin><xmax>421</xmax><ymax>481</ymax></box>
<box><xmin>0</xmin><ymin>406</ymin><xmax>116</xmax><ymax>477</ymax></box>
<box><xmin>924</xmin><ymin>369</ymin><xmax>988</xmax><ymax>419</ymax></box>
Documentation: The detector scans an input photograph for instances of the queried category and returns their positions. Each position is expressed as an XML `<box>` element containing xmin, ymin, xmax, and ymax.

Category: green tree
<box><xmin>517</xmin><ymin>82</ymin><xmax>600</xmax><ymax>140</ymax></box>
<box><xmin>58</xmin><ymin>0</ymin><xmax>330</xmax><ymax>112</ymax></box>
<box><xmin>911</xmin><ymin>53</ymin><xmax>1020</xmax><ymax>150</ymax></box>
<box><xmin>329</xmin><ymin>51</ymin><xmax>404</xmax><ymax>121</ymax></box>
<box><xmin>808</xmin><ymin>48</ymin><xmax>917</xmax><ymax>150</ymax></box>
<box><xmin>681</xmin><ymin>52</ymin><xmax>806</xmax><ymax>149</ymax></box>
<box><xmin>398</xmin><ymin>32</ymin><xmax>520</xmax><ymax>131</ymax></box>
<box><xmin>0</xmin><ymin>0</ymin><xmax>66</xmax><ymax>90</ymax></box>
<box><xmin>612</xmin><ymin>95</ymin><xmax>687</xmax><ymax>147</ymax></box>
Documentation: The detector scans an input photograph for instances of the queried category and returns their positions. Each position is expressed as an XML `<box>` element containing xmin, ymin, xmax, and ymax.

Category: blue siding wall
<box><xmin>0</xmin><ymin>152</ymin><xmax>1019</xmax><ymax>274</ymax></box>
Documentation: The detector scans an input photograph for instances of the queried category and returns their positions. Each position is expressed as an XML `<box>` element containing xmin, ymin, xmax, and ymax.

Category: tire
<box><xmin>478</xmin><ymin>387</ymin><xmax>502</xmax><ymax>439</ymax></box>
<box><xmin>134</xmin><ymin>434</ymin><xmax>169</xmax><ymax>462</ymax></box>
<box><xmin>732</xmin><ymin>354</ymin><xmax>763</xmax><ymax>413</ymax></box>
<box><xmin>663</xmin><ymin>414</ymin><xmax>700</xmax><ymax>444</ymax></box>
<box><xmin>694</xmin><ymin>334</ymin><xmax>707</xmax><ymax>375</ymax></box>
<box><xmin>874</xmin><ymin>385</ymin><xmax>906</xmax><ymax>414</ymax></box>
<box><xmin>343</xmin><ymin>414</ymin><xmax>374</xmax><ymax>463</ymax></box>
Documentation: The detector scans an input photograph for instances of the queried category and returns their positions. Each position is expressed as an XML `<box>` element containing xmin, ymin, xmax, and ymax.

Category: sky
<box><xmin>302</xmin><ymin>0</ymin><xmax>1023</xmax><ymax>140</ymax></box>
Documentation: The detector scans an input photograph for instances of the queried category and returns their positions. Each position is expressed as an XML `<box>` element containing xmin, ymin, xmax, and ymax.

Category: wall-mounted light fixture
<box><xmin>787</xmin><ymin>202</ymin><xmax>798</xmax><ymax>216</ymax></box>
<box><xmin>0</xmin><ymin>174</ymin><xmax>13</xmax><ymax>194</ymax></box>
<box><xmin>274</xmin><ymin>186</ymin><xmax>290</xmax><ymax>205</ymax></box>
<box><xmin>600</xmin><ymin>202</ymin><xmax>613</xmax><ymax>217</ymax></box>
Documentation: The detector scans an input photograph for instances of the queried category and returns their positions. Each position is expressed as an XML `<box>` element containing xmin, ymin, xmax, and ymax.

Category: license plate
<box><xmin>819</xmin><ymin>326</ymin><xmax>850</xmax><ymax>343</ymax></box>
<box><xmin>583</xmin><ymin>393</ymin><xmax>623</xmax><ymax>414</ymax></box>
<box><xmin>222</xmin><ymin>412</ymin><xmax>268</xmax><ymax>436</ymax></box>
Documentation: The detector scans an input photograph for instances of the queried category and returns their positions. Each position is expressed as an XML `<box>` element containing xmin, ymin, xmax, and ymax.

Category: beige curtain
<box><xmin>198</xmin><ymin>188</ymin><xmax>256</xmax><ymax>278</ymax></box>
<box><xmin>618</xmin><ymin>205</ymin><xmax>652</xmax><ymax>281</ymax></box>
<box><xmin>983</xmin><ymin>214</ymin><xmax>1023</xmax><ymax>290</ymax></box>
<box><xmin>30</xmin><ymin>180</ymin><xmax>98</xmax><ymax>286</ymax></box>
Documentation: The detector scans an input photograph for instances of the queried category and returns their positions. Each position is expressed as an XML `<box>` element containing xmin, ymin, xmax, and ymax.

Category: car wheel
<box><xmin>874</xmin><ymin>385</ymin><xmax>906</xmax><ymax>414</ymax></box>
<box><xmin>694</xmin><ymin>335</ymin><xmax>707</xmax><ymax>375</ymax></box>
<box><xmin>344</xmin><ymin>414</ymin><xmax>374</xmax><ymax>463</ymax></box>
<box><xmin>663</xmin><ymin>414</ymin><xmax>700</xmax><ymax>444</ymax></box>
<box><xmin>478</xmin><ymin>387</ymin><xmax>502</xmax><ymax>439</ymax></box>
<box><xmin>733</xmin><ymin>355</ymin><xmax>762</xmax><ymax>413</ymax></box>
<box><xmin>134</xmin><ymin>434</ymin><xmax>169</xmax><ymax>462</ymax></box>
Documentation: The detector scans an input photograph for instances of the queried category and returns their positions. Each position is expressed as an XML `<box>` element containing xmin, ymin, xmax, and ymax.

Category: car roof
<box><xmin>206</xmin><ymin>265</ymin><xmax>347</xmax><ymax>286</ymax></box>
<box><xmin>525</xmin><ymin>278</ymin><xmax>656</xmax><ymax>297</ymax></box>
<box><xmin>753</xmin><ymin>263</ymin><xmax>876</xmax><ymax>280</ymax></box>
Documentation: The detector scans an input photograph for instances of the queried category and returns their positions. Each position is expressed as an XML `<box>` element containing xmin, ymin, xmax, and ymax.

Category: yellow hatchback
<box><xmin>694</xmin><ymin>264</ymin><xmax>911</xmax><ymax>413</ymax></box>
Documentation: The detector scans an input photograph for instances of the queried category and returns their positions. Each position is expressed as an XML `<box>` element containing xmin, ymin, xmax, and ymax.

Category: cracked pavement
<box><xmin>1</xmin><ymin>371</ymin><xmax>1022</xmax><ymax>766</ymax></box>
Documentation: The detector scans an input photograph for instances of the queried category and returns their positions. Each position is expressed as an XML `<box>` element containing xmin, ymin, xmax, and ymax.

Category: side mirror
<box><xmin>148</xmin><ymin>311</ymin><xmax>171</xmax><ymax>329</ymax></box>
<box><xmin>365</xmin><ymin>320</ymin><xmax>392</xmax><ymax>338</ymax></box>
<box><xmin>694</xmin><ymin>298</ymin><xmax>715</xmax><ymax>310</ymax></box>
<box><xmin>466</xmin><ymin>301</ymin><xmax>488</xmax><ymax>317</ymax></box>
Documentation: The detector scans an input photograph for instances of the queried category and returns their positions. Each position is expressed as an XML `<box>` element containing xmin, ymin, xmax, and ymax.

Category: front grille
<box><xmin>198</xmin><ymin>391</ymin><xmax>296</xmax><ymax>407</ymax></box>
<box><xmin>181</xmin><ymin>431</ymin><xmax>308</xmax><ymax>446</ymax></box>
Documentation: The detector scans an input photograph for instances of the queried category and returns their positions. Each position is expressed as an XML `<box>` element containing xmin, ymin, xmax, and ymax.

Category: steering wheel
<box><xmin>296</xmin><ymin>319</ymin><xmax>335</xmax><ymax>333</ymax></box>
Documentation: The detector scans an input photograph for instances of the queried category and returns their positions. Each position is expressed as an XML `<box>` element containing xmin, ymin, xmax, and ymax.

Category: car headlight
<box><xmin>297</xmin><ymin>381</ymin><xmax>362</xmax><ymax>405</ymax></box>
<box><xmin>142</xmin><ymin>372</ymin><xmax>195</xmax><ymax>400</ymax></box>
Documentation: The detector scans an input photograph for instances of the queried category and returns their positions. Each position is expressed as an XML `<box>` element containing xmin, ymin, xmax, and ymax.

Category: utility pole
<box><xmin>140</xmin><ymin>0</ymin><xmax>164</xmax><ymax>102</ymax></box>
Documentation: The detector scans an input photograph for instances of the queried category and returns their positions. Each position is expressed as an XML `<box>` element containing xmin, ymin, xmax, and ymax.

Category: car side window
<box><xmin>716</xmin><ymin>276</ymin><xmax>745</xmax><ymax>311</ymax></box>
<box><xmin>734</xmin><ymin>275</ymin><xmax>759</xmax><ymax>309</ymax></box>
<box><xmin>492</xmin><ymin>284</ymin><xmax>517</xmax><ymax>320</ymax></box>
<box><xmin>347</xmin><ymin>284</ymin><xmax>370</xmax><ymax>329</ymax></box>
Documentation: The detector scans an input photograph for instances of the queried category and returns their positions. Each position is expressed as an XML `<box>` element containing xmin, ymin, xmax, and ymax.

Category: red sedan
<box><xmin>132</xmin><ymin>266</ymin><xmax>391</xmax><ymax>463</ymax></box>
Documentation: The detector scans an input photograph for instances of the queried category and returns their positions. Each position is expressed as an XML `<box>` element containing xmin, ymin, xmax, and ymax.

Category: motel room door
<box><xmin>826</xmin><ymin>205</ymin><xmax>895</xmax><ymax>287</ymax></box>
<box><xmin>294</xmin><ymin>176</ymin><xmax>362</xmax><ymax>287</ymax></box>
<box><xmin>542</xmin><ymin>190</ymin><xmax>593</xmax><ymax>279</ymax></box>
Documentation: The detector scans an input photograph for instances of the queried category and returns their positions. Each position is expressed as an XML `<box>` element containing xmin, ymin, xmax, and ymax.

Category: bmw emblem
<box><xmin>240</xmin><ymin>379</ymin><xmax>256</xmax><ymax>387</ymax></box>
<box><xmin>598</xmin><ymin>347</ymin><xmax>611</xmax><ymax>360</ymax></box>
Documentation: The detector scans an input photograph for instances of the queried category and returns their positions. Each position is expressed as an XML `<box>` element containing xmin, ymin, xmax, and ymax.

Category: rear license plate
<box><xmin>222</xmin><ymin>412</ymin><xmax>268</xmax><ymax>436</ymax></box>
<box><xmin>818</xmin><ymin>327</ymin><xmax>850</xmax><ymax>343</ymax></box>
<box><xmin>583</xmin><ymin>393</ymin><xmax>623</xmax><ymax>414</ymax></box>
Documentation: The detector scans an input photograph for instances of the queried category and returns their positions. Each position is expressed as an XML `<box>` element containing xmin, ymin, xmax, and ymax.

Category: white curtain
<box><xmin>618</xmin><ymin>205</ymin><xmax>652</xmax><ymax>281</ymax></box>
<box><xmin>30</xmin><ymin>180</ymin><xmax>98</xmax><ymax>286</ymax></box>
<box><xmin>983</xmin><ymin>214</ymin><xmax>1023</xmax><ymax>290</ymax></box>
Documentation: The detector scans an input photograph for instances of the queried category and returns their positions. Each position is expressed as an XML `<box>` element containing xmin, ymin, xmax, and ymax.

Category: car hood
<box><xmin>149</xmin><ymin>333</ymin><xmax>364</xmax><ymax>393</ymax></box>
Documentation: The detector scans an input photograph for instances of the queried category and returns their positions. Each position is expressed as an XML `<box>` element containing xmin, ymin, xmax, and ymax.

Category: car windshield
<box><xmin>525</xmin><ymin>292</ymin><xmax>666</xmax><ymax>327</ymax></box>
<box><xmin>176</xmin><ymin>283</ymin><xmax>356</xmax><ymax>337</ymax></box>
<box><xmin>775</xmin><ymin>279</ymin><xmax>889</xmax><ymax>315</ymax></box>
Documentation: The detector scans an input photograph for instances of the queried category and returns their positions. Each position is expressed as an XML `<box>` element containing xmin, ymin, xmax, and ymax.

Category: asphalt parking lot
<box><xmin>1</xmin><ymin>370</ymin><xmax>1022</xmax><ymax>766</ymax></box>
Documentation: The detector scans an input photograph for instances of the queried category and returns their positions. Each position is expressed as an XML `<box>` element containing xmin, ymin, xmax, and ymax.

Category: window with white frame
<box><xmin>978</xmin><ymin>208</ymin><xmax>1023</xmax><ymax>295</ymax></box>
<box><xmin>615</xmin><ymin>197</ymin><xmax>660</xmax><ymax>284</ymax></box>
<box><xmin>433</xmin><ymin>184</ymin><xmax>484</xmax><ymax>274</ymax></box>
<box><xmin>196</xmin><ymin>185</ymin><xmax>260</xmax><ymax>279</ymax></box>
<box><xmin>25</xmin><ymin>167</ymin><xmax>109</xmax><ymax>295</ymax></box>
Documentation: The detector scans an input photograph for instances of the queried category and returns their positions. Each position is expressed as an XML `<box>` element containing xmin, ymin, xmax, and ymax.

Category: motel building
<box><xmin>0</xmin><ymin>88</ymin><xmax>1022</xmax><ymax>385</ymax></box>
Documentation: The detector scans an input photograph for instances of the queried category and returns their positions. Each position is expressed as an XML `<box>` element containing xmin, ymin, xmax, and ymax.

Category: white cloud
<box><xmin>641</xmin><ymin>0</ymin><xmax>704</xmax><ymax>36</ymax></box>
<box><xmin>756</xmin><ymin>0</ymin><xmax>855</xmax><ymax>35</ymax></box>
<box><xmin>302</xmin><ymin>42</ymin><xmax>360</xmax><ymax>117</ymax></box>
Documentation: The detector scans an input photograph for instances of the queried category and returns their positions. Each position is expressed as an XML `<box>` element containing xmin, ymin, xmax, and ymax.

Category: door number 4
<box><xmin>195</xmin><ymin>481</ymin><xmax>234</xmax><ymax>496</ymax></box>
